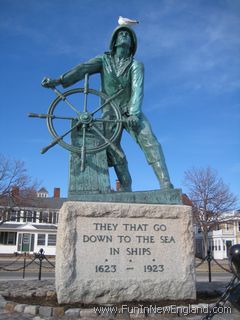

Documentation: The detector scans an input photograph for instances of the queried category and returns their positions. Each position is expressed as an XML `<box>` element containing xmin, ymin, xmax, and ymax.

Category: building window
<box><xmin>211</xmin><ymin>241</ymin><xmax>214</xmax><ymax>251</ymax></box>
<box><xmin>223</xmin><ymin>240</ymin><xmax>226</xmax><ymax>251</ymax></box>
<box><xmin>42</xmin><ymin>212</ymin><xmax>48</xmax><ymax>223</ymax></box>
<box><xmin>17</xmin><ymin>211</ymin><xmax>21</xmax><ymax>222</ymax></box>
<box><xmin>17</xmin><ymin>234</ymin><xmax>22</xmax><ymax>251</ymax></box>
<box><xmin>49</xmin><ymin>212</ymin><xmax>53</xmax><ymax>224</ymax></box>
<box><xmin>238</xmin><ymin>222</ymin><xmax>240</xmax><ymax>232</ymax></box>
<box><xmin>55</xmin><ymin>212</ymin><xmax>59</xmax><ymax>224</ymax></box>
<box><xmin>30</xmin><ymin>234</ymin><xmax>35</xmax><ymax>251</ymax></box>
<box><xmin>22</xmin><ymin>210</ymin><xmax>27</xmax><ymax>223</ymax></box>
<box><xmin>37</xmin><ymin>234</ymin><xmax>46</xmax><ymax>246</ymax></box>
<box><xmin>48</xmin><ymin>234</ymin><xmax>56</xmax><ymax>246</ymax></box>
<box><xmin>10</xmin><ymin>211</ymin><xmax>17</xmax><ymax>221</ymax></box>
<box><xmin>0</xmin><ymin>232</ymin><xmax>17</xmax><ymax>245</ymax></box>
<box><xmin>27</xmin><ymin>211</ymin><xmax>33</xmax><ymax>222</ymax></box>
<box><xmin>53</xmin><ymin>212</ymin><xmax>57</xmax><ymax>224</ymax></box>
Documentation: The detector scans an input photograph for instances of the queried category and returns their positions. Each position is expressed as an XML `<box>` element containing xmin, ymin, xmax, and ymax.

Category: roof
<box><xmin>33</xmin><ymin>197</ymin><xmax>66</xmax><ymax>209</ymax></box>
<box><xmin>0</xmin><ymin>223</ymin><xmax>23</xmax><ymax>229</ymax></box>
<box><xmin>0</xmin><ymin>197</ymin><xmax>67</xmax><ymax>210</ymax></box>
<box><xmin>37</xmin><ymin>187</ymin><xmax>48</xmax><ymax>194</ymax></box>
<box><xmin>0</xmin><ymin>223</ymin><xmax>57</xmax><ymax>231</ymax></box>
<box><xmin>33</xmin><ymin>224</ymin><xmax>57</xmax><ymax>230</ymax></box>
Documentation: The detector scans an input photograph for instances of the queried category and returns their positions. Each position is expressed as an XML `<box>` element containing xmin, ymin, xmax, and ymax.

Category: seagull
<box><xmin>118</xmin><ymin>16</ymin><xmax>139</xmax><ymax>26</ymax></box>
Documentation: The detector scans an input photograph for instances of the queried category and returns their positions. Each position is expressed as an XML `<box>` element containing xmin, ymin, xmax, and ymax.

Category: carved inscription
<box><xmin>76</xmin><ymin>218</ymin><xmax>180</xmax><ymax>280</ymax></box>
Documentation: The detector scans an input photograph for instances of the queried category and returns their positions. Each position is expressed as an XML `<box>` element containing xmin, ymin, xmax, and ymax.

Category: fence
<box><xmin>196</xmin><ymin>246</ymin><xmax>240</xmax><ymax>319</ymax></box>
<box><xmin>0</xmin><ymin>249</ymin><xmax>235</xmax><ymax>282</ymax></box>
<box><xmin>0</xmin><ymin>248</ymin><xmax>55</xmax><ymax>280</ymax></box>
<box><xmin>195</xmin><ymin>249</ymin><xmax>232</xmax><ymax>283</ymax></box>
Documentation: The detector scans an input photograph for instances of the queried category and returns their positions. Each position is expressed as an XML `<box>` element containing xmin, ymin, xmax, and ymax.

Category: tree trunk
<box><xmin>202</xmin><ymin>231</ymin><xmax>209</xmax><ymax>258</ymax></box>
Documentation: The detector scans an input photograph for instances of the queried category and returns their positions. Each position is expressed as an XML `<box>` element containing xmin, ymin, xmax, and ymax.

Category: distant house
<box><xmin>181</xmin><ymin>194</ymin><xmax>240</xmax><ymax>260</ymax></box>
<box><xmin>195</xmin><ymin>211</ymin><xmax>240</xmax><ymax>259</ymax></box>
<box><xmin>37</xmin><ymin>187</ymin><xmax>49</xmax><ymax>198</ymax></box>
<box><xmin>0</xmin><ymin>188</ymin><xmax>66</xmax><ymax>255</ymax></box>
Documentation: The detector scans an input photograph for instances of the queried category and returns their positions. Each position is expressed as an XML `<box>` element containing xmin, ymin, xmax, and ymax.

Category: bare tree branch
<box><xmin>183</xmin><ymin>166</ymin><xmax>238</xmax><ymax>256</ymax></box>
<box><xmin>0</xmin><ymin>154</ymin><xmax>40</xmax><ymax>222</ymax></box>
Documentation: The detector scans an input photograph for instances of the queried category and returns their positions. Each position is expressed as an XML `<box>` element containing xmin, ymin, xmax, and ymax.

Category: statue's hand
<box><xmin>41</xmin><ymin>77</ymin><xmax>60</xmax><ymax>88</ymax></box>
<box><xmin>127</xmin><ymin>115</ymin><xmax>140</xmax><ymax>129</ymax></box>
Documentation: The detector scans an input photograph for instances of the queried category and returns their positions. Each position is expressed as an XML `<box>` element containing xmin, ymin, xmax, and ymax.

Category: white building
<box><xmin>0</xmin><ymin>188</ymin><xmax>65</xmax><ymax>256</ymax></box>
<box><xmin>195</xmin><ymin>211</ymin><xmax>240</xmax><ymax>259</ymax></box>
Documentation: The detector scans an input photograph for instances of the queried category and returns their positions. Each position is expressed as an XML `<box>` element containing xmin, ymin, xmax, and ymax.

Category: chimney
<box><xmin>54</xmin><ymin>187</ymin><xmax>60</xmax><ymax>198</ymax></box>
<box><xmin>12</xmin><ymin>186</ymin><xmax>20</xmax><ymax>197</ymax></box>
<box><xmin>116</xmin><ymin>180</ymin><xmax>121</xmax><ymax>192</ymax></box>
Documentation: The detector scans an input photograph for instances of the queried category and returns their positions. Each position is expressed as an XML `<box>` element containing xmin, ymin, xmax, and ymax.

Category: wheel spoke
<box><xmin>83</xmin><ymin>74</ymin><xmax>89</xmax><ymax>113</ymax></box>
<box><xmin>91</xmin><ymin>88</ymin><xmax>124</xmax><ymax>116</ymax></box>
<box><xmin>28</xmin><ymin>113</ymin><xmax>75</xmax><ymax>120</ymax></box>
<box><xmin>52</xmin><ymin>87</ymin><xmax>81</xmax><ymax>115</ymax></box>
<box><xmin>41</xmin><ymin>121</ymin><xmax>81</xmax><ymax>154</ymax></box>
<box><xmin>91</xmin><ymin>125</ymin><xmax>125</xmax><ymax>159</ymax></box>
<box><xmin>93</xmin><ymin>118</ymin><xmax>123</xmax><ymax>124</ymax></box>
<box><xmin>80</xmin><ymin>124</ymin><xmax>86</xmax><ymax>172</ymax></box>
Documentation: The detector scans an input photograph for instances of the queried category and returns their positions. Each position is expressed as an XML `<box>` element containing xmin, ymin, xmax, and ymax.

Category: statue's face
<box><xmin>115</xmin><ymin>30</ymin><xmax>132</xmax><ymax>48</ymax></box>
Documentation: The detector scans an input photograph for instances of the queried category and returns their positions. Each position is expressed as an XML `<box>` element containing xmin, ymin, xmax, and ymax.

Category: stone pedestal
<box><xmin>56</xmin><ymin>201</ymin><xmax>196</xmax><ymax>304</ymax></box>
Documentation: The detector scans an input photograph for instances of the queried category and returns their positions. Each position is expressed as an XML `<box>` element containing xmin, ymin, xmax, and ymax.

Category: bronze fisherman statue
<box><xmin>42</xmin><ymin>26</ymin><xmax>173</xmax><ymax>191</ymax></box>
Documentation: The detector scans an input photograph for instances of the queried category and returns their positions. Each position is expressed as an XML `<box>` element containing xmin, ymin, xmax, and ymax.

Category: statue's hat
<box><xmin>109</xmin><ymin>25</ymin><xmax>137</xmax><ymax>56</ymax></box>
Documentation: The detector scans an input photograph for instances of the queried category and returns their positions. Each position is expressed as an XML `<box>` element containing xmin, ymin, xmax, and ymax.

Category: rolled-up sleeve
<box><xmin>60</xmin><ymin>55</ymin><xmax>103</xmax><ymax>88</ymax></box>
<box><xmin>128</xmin><ymin>61</ymin><xmax>144</xmax><ymax>116</ymax></box>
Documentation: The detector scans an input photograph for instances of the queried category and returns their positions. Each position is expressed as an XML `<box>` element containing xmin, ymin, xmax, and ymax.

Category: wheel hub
<box><xmin>79</xmin><ymin>112</ymin><xmax>93</xmax><ymax>124</ymax></box>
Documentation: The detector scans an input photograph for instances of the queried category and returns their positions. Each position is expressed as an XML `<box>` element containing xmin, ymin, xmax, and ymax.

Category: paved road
<box><xmin>0</xmin><ymin>271</ymin><xmax>233</xmax><ymax>282</ymax></box>
<box><xmin>0</xmin><ymin>271</ymin><xmax>54</xmax><ymax>280</ymax></box>
<box><xmin>196</xmin><ymin>271</ymin><xmax>233</xmax><ymax>282</ymax></box>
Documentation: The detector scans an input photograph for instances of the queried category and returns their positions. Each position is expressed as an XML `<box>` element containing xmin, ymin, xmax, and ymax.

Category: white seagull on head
<box><xmin>118</xmin><ymin>16</ymin><xmax>139</xmax><ymax>26</ymax></box>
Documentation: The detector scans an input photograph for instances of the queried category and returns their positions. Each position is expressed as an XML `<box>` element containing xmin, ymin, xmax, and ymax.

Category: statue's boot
<box><xmin>151</xmin><ymin>161</ymin><xmax>174</xmax><ymax>189</ymax></box>
<box><xmin>114</xmin><ymin>164</ymin><xmax>132</xmax><ymax>192</ymax></box>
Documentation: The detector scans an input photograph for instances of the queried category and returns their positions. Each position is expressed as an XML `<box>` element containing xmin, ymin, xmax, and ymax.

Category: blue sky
<box><xmin>0</xmin><ymin>0</ymin><xmax>239</xmax><ymax>203</ymax></box>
